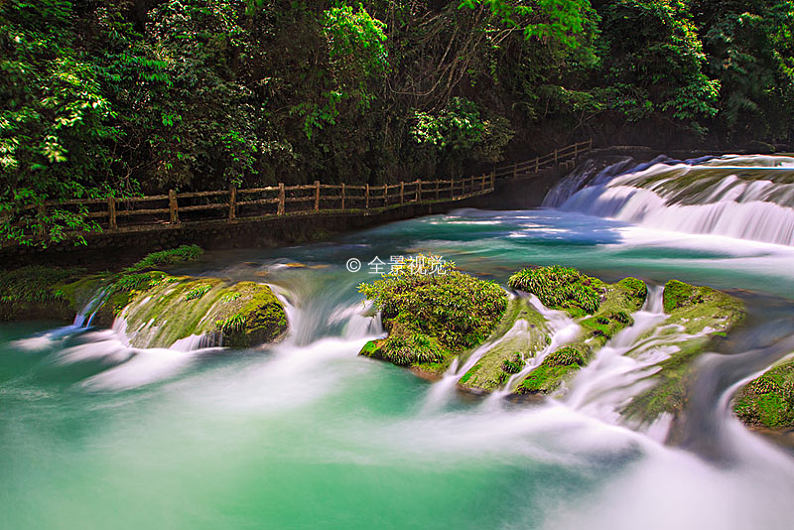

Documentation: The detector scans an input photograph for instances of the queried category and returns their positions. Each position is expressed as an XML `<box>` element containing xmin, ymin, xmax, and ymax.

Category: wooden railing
<box><xmin>8</xmin><ymin>141</ymin><xmax>593</xmax><ymax>240</ymax></box>
<box><xmin>23</xmin><ymin>173</ymin><xmax>496</xmax><ymax>234</ymax></box>
<box><xmin>493</xmin><ymin>139</ymin><xmax>592</xmax><ymax>179</ymax></box>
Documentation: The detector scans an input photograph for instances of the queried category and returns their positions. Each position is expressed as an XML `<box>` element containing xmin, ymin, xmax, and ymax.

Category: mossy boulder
<box><xmin>0</xmin><ymin>246</ymin><xmax>287</xmax><ymax>350</ymax></box>
<box><xmin>110</xmin><ymin>275</ymin><xmax>287</xmax><ymax>349</ymax></box>
<box><xmin>457</xmin><ymin>296</ymin><xmax>549</xmax><ymax>393</ymax></box>
<box><xmin>511</xmin><ymin>268</ymin><xmax>647</xmax><ymax>396</ymax></box>
<box><xmin>734</xmin><ymin>357</ymin><xmax>794</xmax><ymax>432</ymax></box>
<box><xmin>358</xmin><ymin>257</ymin><xmax>508</xmax><ymax>377</ymax></box>
<box><xmin>621</xmin><ymin>279</ymin><xmax>745</xmax><ymax>425</ymax></box>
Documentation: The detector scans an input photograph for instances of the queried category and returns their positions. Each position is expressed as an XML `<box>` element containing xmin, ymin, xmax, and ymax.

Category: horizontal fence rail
<box><xmin>493</xmin><ymin>139</ymin><xmax>592</xmax><ymax>179</ymax></box>
<box><xmin>22</xmin><ymin>174</ymin><xmax>496</xmax><ymax>235</ymax></box>
<box><xmin>8</xmin><ymin>140</ymin><xmax>592</xmax><ymax>241</ymax></box>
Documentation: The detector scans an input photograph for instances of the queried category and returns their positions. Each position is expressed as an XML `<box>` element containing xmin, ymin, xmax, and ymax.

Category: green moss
<box><xmin>621</xmin><ymin>280</ymin><xmax>745</xmax><ymax>424</ymax></box>
<box><xmin>124</xmin><ymin>244</ymin><xmax>203</xmax><ymax>273</ymax></box>
<box><xmin>0</xmin><ymin>265</ymin><xmax>88</xmax><ymax>321</ymax></box>
<box><xmin>512</xmin><ymin>274</ymin><xmax>647</xmax><ymax>396</ymax></box>
<box><xmin>507</xmin><ymin>265</ymin><xmax>604</xmax><ymax>317</ymax></box>
<box><xmin>358</xmin><ymin>256</ymin><xmax>508</xmax><ymax>369</ymax></box>
<box><xmin>733</xmin><ymin>357</ymin><xmax>794</xmax><ymax>430</ymax></box>
<box><xmin>456</xmin><ymin>296</ymin><xmax>548</xmax><ymax>393</ymax></box>
<box><xmin>116</xmin><ymin>277</ymin><xmax>286</xmax><ymax>349</ymax></box>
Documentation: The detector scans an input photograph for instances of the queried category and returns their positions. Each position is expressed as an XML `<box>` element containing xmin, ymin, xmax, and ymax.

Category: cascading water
<box><xmin>548</xmin><ymin>154</ymin><xmax>794</xmax><ymax>246</ymax></box>
<box><xmin>5</xmin><ymin>179</ymin><xmax>794</xmax><ymax>528</ymax></box>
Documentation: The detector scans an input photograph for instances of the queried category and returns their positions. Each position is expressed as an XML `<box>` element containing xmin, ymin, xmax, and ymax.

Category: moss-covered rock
<box><xmin>457</xmin><ymin>296</ymin><xmax>549</xmax><ymax>393</ymax></box>
<box><xmin>358</xmin><ymin>257</ymin><xmax>508</xmax><ymax>377</ymax></box>
<box><xmin>0</xmin><ymin>246</ymin><xmax>287</xmax><ymax>350</ymax></box>
<box><xmin>507</xmin><ymin>265</ymin><xmax>605</xmax><ymax>317</ymax></box>
<box><xmin>0</xmin><ymin>265</ymin><xmax>97</xmax><ymax>321</ymax></box>
<box><xmin>621</xmin><ymin>279</ymin><xmax>745</xmax><ymax>425</ymax></box>
<box><xmin>734</xmin><ymin>357</ymin><xmax>794</xmax><ymax>431</ymax></box>
<box><xmin>112</xmin><ymin>276</ymin><xmax>287</xmax><ymax>349</ymax></box>
<box><xmin>512</xmin><ymin>269</ymin><xmax>647</xmax><ymax>396</ymax></box>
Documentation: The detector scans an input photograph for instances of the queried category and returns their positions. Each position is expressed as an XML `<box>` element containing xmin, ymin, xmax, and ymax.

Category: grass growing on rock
<box><xmin>0</xmin><ymin>265</ymin><xmax>94</xmax><ymax>320</ymax></box>
<box><xmin>124</xmin><ymin>245</ymin><xmax>203</xmax><ymax>273</ymax></box>
<box><xmin>508</xmin><ymin>265</ymin><xmax>604</xmax><ymax>317</ymax></box>
<box><xmin>734</xmin><ymin>357</ymin><xmax>794</xmax><ymax>431</ymax></box>
<box><xmin>358</xmin><ymin>256</ymin><xmax>507</xmax><ymax>374</ymax></box>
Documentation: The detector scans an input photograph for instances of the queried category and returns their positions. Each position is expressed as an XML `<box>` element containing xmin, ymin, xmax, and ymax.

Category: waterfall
<box><xmin>549</xmin><ymin>154</ymin><xmax>794</xmax><ymax>246</ymax></box>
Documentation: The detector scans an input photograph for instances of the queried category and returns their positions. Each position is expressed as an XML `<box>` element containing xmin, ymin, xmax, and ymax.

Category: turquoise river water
<box><xmin>3</xmin><ymin>155</ymin><xmax>794</xmax><ymax>529</ymax></box>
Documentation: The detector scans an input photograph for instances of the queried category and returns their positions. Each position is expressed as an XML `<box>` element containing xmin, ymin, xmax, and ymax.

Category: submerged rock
<box><xmin>734</xmin><ymin>357</ymin><xmax>794</xmax><ymax>432</ymax></box>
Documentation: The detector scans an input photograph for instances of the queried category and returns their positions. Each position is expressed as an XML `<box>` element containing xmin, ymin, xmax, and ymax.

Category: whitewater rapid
<box><xmin>548</xmin><ymin>155</ymin><xmax>794</xmax><ymax>246</ymax></box>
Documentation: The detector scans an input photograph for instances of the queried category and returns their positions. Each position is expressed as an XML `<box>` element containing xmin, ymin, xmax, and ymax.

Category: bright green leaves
<box><xmin>0</xmin><ymin>0</ymin><xmax>120</xmax><ymax>246</ymax></box>
<box><xmin>599</xmin><ymin>0</ymin><xmax>719</xmax><ymax>131</ymax></box>
<box><xmin>411</xmin><ymin>97</ymin><xmax>485</xmax><ymax>150</ymax></box>
<box><xmin>459</xmin><ymin>0</ymin><xmax>596</xmax><ymax>50</ymax></box>
<box><xmin>295</xmin><ymin>3</ymin><xmax>388</xmax><ymax>139</ymax></box>
<box><xmin>323</xmin><ymin>4</ymin><xmax>387</xmax><ymax>74</ymax></box>
<box><xmin>410</xmin><ymin>97</ymin><xmax>513</xmax><ymax>172</ymax></box>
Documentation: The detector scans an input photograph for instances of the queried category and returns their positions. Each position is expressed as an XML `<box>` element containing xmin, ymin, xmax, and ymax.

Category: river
<box><xmin>2</xmin><ymin>155</ymin><xmax>794</xmax><ymax>529</ymax></box>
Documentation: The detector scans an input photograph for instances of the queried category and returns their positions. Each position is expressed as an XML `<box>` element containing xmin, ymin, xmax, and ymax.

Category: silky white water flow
<box><xmin>4</xmin><ymin>172</ymin><xmax>794</xmax><ymax>528</ymax></box>
<box><xmin>550</xmin><ymin>154</ymin><xmax>794</xmax><ymax>246</ymax></box>
<box><xmin>563</xmin><ymin>286</ymin><xmax>668</xmax><ymax>422</ymax></box>
<box><xmin>490</xmin><ymin>294</ymin><xmax>580</xmax><ymax>399</ymax></box>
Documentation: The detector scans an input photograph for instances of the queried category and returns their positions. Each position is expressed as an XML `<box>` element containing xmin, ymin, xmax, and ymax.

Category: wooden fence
<box><xmin>493</xmin><ymin>139</ymin><xmax>592</xmax><ymax>179</ymax></box>
<box><xmin>23</xmin><ymin>174</ymin><xmax>496</xmax><ymax>234</ymax></box>
<box><xmin>9</xmin><ymin>140</ymin><xmax>592</xmax><ymax>239</ymax></box>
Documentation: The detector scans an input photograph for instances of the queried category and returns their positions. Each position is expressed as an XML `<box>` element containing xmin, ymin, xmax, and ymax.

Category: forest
<box><xmin>2</xmin><ymin>0</ymin><xmax>794</xmax><ymax>244</ymax></box>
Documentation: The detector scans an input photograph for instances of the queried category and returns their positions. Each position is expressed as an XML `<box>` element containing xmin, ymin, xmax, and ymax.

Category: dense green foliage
<box><xmin>3</xmin><ymin>0</ymin><xmax>794</xmax><ymax>245</ymax></box>
<box><xmin>124</xmin><ymin>244</ymin><xmax>204</xmax><ymax>272</ymax></box>
<box><xmin>358</xmin><ymin>256</ymin><xmax>507</xmax><ymax>367</ymax></box>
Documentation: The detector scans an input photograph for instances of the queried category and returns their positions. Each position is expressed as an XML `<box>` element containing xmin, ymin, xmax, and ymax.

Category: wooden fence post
<box><xmin>400</xmin><ymin>181</ymin><xmax>404</xmax><ymax>205</ymax></box>
<box><xmin>341</xmin><ymin>183</ymin><xmax>346</xmax><ymax>211</ymax></box>
<box><xmin>415</xmin><ymin>179</ymin><xmax>421</xmax><ymax>202</ymax></box>
<box><xmin>277</xmin><ymin>182</ymin><xmax>285</xmax><ymax>215</ymax></box>
<box><xmin>228</xmin><ymin>185</ymin><xmax>236</xmax><ymax>221</ymax></box>
<box><xmin>107</xmin><ymin>196</ymin><xmax>117</xmax><ymax>230</ymax></box>
<box><xmin>383</xmin><ymin>183</ymin><xmax>387</xmax><ymax>206</ymax></box>
<box><xmin>314</xmin><ymin>180</ymin><xmax>320</xmax><ymax>212</ymax></box>
<box><xmin>365</xmin><ymin>183</ymin><xmax>370</xmax><ymax>209</ymax></box>
<box><xmin>490</xmin><ymin>171</ymin><xmax>495</xmax><ymax>190</ymax></box>
<box><xmin>535</xmin><ymin>157</ymin><xmax>539</xmax><ymax>173</ymax></box>
<box><xmin>168</xmin><ymin>189</ymin><xmax>179</xmax><ymax>224</ymax></box>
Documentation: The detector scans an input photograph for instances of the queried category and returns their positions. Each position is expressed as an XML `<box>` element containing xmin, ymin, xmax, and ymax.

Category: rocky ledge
<box><xmin>0</xmin><ymin>245</ymin><xmax>287</xmax><ymax>349</ymax></box>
